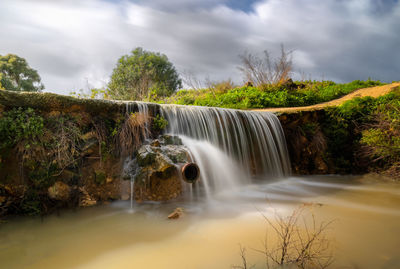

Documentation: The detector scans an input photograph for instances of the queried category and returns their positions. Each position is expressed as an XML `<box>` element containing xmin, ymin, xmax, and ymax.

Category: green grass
<box><xmin>322</xmin><ymin>87</ymin><xmax>400</xmax><ymax>173</ymax></box>
<box><xmin>160</xmin><ymin>79</ymin><xmax>384</xmax><ymax>109</ymax></box>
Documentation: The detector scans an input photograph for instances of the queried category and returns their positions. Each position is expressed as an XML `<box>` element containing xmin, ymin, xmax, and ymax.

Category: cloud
<box><xmin>0</xmin><ymin>0</ymin><xmax>399</xmax><ymax>94</ymax></box>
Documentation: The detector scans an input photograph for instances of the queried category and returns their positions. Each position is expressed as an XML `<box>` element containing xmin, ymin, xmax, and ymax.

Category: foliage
<box><xmin>0</xmin><ymin>54</ymin><xmax>44</xmax><ymax>92</ymax></box>
<box><xmin>322</xmin><ymin>87</ymin><xmax>400</xmax><ymax>173</ymax></box>
<box><xmin>94</xmin><ymin>171</ymin><xmax>106</xmax><ymax>185</ymax></box>
<box><xmin>108</xmin><ymin>47</ymin><xmax>182</xmax><ymax>101</ymax></box>
<box><xmin>46</xmin><ymin>114</ymin><xmax>83</xmax><ymax>169</ymax></box>
<box><xmin>117</xmin><ymin>112</ymin><xmax>150</xmax><ymax>156</ymax></box>
<box><xmin>359</xmin><ymin>90</ymin><xmax>400</xmax><ymax>164</ymax></box>
<box><xmin>152</xmin><ymin>114</ymin><xmax>168</xmax><ymax>131</ymax></box>
<box><xmin>0</xmin><ymin>107</ymin><xmax>44</xmax><ymax>149</ymax></box>
<box><xmin>166</xmin><ymin>79</ymin><xmax>383</xmax><ymax>109</ymax></box>
<box><xmin>70</xmin><ymin>87</ymin><xmax>110</xmax><ymax>99</ymax></box>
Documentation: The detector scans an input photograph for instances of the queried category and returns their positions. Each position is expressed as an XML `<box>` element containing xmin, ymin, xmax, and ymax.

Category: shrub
<box><xmin>0</xmin><ymin>107</ymin><xmax>44</xmax><ymax>149</ymax></box>
<box><xmin>153</xmin><ymin>114</ymin><xmax>168</xmax><ymax>131</ymax></box>
<box><xmin>166</xmin><ymin>79</ymin><xmax>384</xmax><ymax>109</ymax></box>
<box><xmin>323</xmin><ymin>87</ymin><xmax>400</xmax><ymax>173</ymax></box>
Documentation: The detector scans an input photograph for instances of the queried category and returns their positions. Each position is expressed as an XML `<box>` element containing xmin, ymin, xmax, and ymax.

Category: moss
<box><xmin>161</xmin><ymin>135</ymin><xmax>182</xmax><ymax>145</ymax></box>
<box><xmin>94</xmin><ymin>171</ymin><xmax>106</xmax><ymax>185</ymax></box>
<box><xmin>137</xmin><ymin>151</ymin><xmax>156</xmax><ymax>166</ymax></box>
<box><xmin>167</xmin><ymin>151</ymin><xmax>187</xmax><ymax>163</ymax></box>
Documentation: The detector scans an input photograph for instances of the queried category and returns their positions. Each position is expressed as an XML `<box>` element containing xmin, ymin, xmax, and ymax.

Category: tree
<box><xmin>108</xmin><ymin>47</ymin><xmax>182</xmax><ymax>100</ymax></box>
<box><xmin>0</xmin><ymin>54</ymin><xmax>44</xmax><ymax>92</ymax></box>
<box><xmin>238</xmin><ymin>44</ymin><xmax>293</xmax><ymax>86</ymax></box>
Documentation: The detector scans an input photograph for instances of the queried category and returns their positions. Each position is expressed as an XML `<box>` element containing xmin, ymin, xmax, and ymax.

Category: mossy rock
<box><xmin>136</xmin><ymin>146</ymin><xmax>157</xmax><ymax>166</ymax></box>
<box><xmin>160</xmin><ymin>135</ymin><xmax>182</xmax><ymax>145</ymax></box>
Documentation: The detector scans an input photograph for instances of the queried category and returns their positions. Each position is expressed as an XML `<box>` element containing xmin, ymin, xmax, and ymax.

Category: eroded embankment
<box><xmin>274</xmin><ymin>83</ymin><xmax>400</xmax><ymax>176</ymax></box>
<box><xmin>0</xmin><ymin>90</ymin><xmax>162</xmax><ymax>216</ymax></box>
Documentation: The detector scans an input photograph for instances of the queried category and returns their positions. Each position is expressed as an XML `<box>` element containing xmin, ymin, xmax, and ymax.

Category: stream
<box><xmin>1</xmin><ymin>175</ymin><xmax>399</xmax><ymax>269</ymax></box>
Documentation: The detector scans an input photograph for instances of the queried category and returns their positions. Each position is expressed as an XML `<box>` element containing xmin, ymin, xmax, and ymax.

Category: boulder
<box><xmin>79</xmin><ymin>187</ymin><xmax>97</xmax><ymax>207</ymax></box>
<box><xmin>48</xmin><ymin>181</ymin><xmax>70</xmax><ymax>201</ymax></box>
<box><xmin>126</xmin><ymin>135</ymin><xmax>191</xmax><ymax>202</ymax></box>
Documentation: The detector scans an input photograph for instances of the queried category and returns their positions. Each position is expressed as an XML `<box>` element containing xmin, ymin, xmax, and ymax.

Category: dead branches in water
<box><xmin>234</xmin><ymin>206</ymin><xmax>334</xmax><ymax>269</ymax></box>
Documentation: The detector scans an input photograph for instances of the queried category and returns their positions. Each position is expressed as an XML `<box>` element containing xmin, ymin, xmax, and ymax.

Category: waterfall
<box><xmin>123</xmin><ymin>102</ymin><xmax>290</xmax><ymax>199</ymax></box>
<box><xmin>160</xmin><ymin>105</ymin><xmax>290</xmax><ymax>175</ymax></box>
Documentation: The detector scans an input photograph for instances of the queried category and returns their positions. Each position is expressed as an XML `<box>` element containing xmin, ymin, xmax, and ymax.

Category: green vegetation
<box><xmin>70</xmin><ymin>87</ymin><xmax>110</xmax><ymax>99</ymax></box>
<box><xmin>162</xmin><ymin>79</ymin><xmax>383</xmax><ymax>109</ymax></box>
<box><xmin>0</xmin><ymin>107</ymin><xmax>44</xmax><ymax>149</ymax></box>
<box><xmin>323</xmin><ymin>87</ymin><xmax>400</xmax><ymax>174</ymax></box>
<box><xmin>0</xmin><ymin>105</ymin><xmax>159</xmax><ymax>215</ymax></box>
<box><xmin>0</xmin><ymin>54</ymin><xmax>44</xmax><ymax>92</ymax></box>
<box><xmin>152</xmin><ymin>114</ymin><xmax>168</xmax><ymax>132</ymax></box>
<box><xmin>108</xmin><ymin>47</ymin><xmax>182</xmax><ymax>101</ymax></box>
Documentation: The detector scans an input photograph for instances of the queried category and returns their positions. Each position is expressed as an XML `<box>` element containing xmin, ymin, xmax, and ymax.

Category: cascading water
<box><xmin>159</xmin><ymin>104</ymin><xmax>291</xmax><ymax>196</ymax></box>
<box><xmin>122</xmin><ymin>101</ymin><xmax>290</xmax><ymax>200</ymax></box>
<box><xmin>125</xmin><ymin>102</ymin><xmax>151</xmax><ymax>208</ymax></box>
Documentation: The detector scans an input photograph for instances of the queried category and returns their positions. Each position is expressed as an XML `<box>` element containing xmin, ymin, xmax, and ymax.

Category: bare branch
<box><xmin>238</xmin><ymin>44</ymin><xmax>293</xmax><ymax>86</ymax></box>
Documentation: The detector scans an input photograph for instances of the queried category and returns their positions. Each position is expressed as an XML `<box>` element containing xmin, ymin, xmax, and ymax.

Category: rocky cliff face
<box><xmin>0</xmin><ymin>90</ymin><xmax>158</xmax><ymax>216</ymax></box>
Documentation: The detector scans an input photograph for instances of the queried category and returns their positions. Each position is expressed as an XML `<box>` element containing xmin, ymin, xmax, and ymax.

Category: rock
<box><xmin>168</xmin><ymin>207</ymin><xmax>184</xmax><ymax>219</ymax></box>
<box><xmin>79</xmin><ymin>187</ymin><xmax>97</xmax><ymax>207</ymax></box>
<box><xmin>127</xmin><ymin>136</ymin><xmax>191</xmax><ymax>202</ymax></box>
<box><xmin>159</xmin><ymin>135</ymin><xmax>182</xmax><ymax>145</ymax></box>
<box><xmin>48</xmin><ymin>181</ymin><xmax>70</xmax><ymax>201</ymax></box>
<box><xmin>150</xmin><ymin>140</ymin><xmax>161</xmax><ymax>147</ymax></box>
<box><xmin>121</xmin><ymin>194</ymin><xmax>130</xmax><ymax>201</ymax></box>
<box><xmin>136</xmin><ymin>146</ymin><xmax>157</xmax><ymax>166</ymax></box>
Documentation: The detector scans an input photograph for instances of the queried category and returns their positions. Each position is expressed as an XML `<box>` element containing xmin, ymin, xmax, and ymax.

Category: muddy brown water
<box><xmin>1</xmin><ymin>175</ymin><xmax>399</xmax><ymax>269</ymax></box>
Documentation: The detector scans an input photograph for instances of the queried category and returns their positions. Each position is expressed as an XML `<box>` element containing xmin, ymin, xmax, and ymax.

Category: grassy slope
<box><xmin>253</xmin><ymin>82</ymin><xmax>400</xmax><ymax>113</ymax></box>
<box><xmin>161</xmin><ymin>80</ymin><xmax>385</xmax><ymax>109</ymax></box>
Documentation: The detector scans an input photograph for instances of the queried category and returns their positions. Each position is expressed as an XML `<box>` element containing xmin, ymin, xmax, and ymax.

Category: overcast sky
<box><xmin>1</xmin><ymin>0</ymin><xmax>399</xmax><ymax>95</ymax></box>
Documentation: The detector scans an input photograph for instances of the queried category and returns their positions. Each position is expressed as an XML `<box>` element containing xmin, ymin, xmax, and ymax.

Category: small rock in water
<box><xmin>168</xmin><ymin>207</ymin><xmax>184</xmax><ymax>219</ymax></box>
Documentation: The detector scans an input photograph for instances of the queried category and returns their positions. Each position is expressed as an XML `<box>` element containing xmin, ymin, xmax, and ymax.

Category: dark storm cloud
<box><xmin>0</xmin><ymin>0</ymin><xmax>399</xmax><ymax>94</ymax></box>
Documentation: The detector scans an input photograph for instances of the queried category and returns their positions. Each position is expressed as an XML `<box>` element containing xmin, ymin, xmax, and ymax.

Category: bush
<box><xmin>0</xmin><ymin>107</ymin><xmax>44</xmax><ymax>149</ymax></box>
<box><xmin>153</xmin><ymin>114</ymin><xmax>168</xmax><ymax>131</ymax></box>
<box><xmin>322</xmin><ymin>87</ymin><xmax>400</xmax><ymax>173</ymax></box>
<box><xmin>359</xmin><ymin>89</ymin><xmax>400</xmax><ymax>165</ymax></box>
<box><xmin>108</xmin><ymin>47</ymin><xmax>182</xmax><ymax>101</ymax></box>
<box><xmin>166</xmin><ymin>80</ymin><xmax>384</xmax><ymax>109</ymax></box>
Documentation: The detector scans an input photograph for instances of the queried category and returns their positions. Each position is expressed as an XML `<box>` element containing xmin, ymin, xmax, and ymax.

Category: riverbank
<box><xmin>1</xmin><ymin>175</ymin><xmax>399</xmax><ymax>269</ymax></box>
